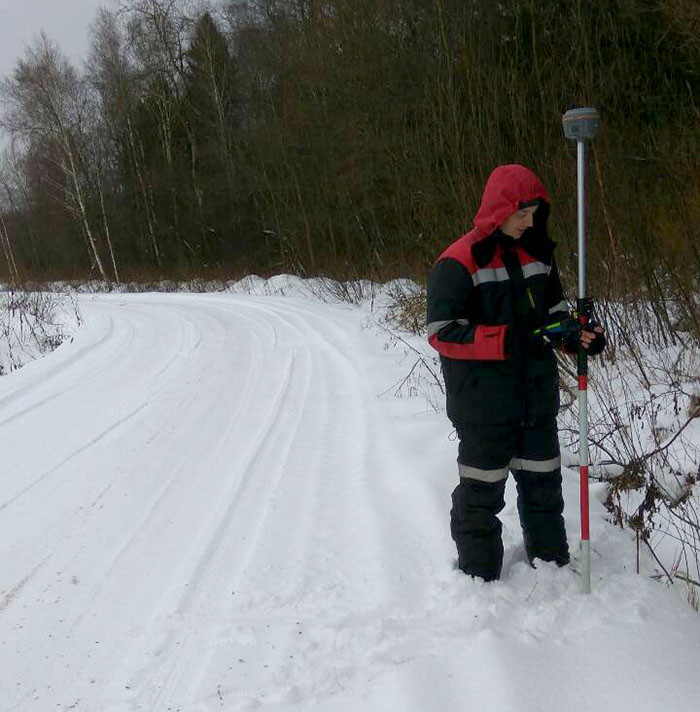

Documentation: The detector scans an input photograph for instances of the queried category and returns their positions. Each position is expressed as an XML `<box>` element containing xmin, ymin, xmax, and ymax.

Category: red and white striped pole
<box><xmin>563</xmin><ymin>108</ymin><xmax>601</xmax><ymax>594</ymax></box>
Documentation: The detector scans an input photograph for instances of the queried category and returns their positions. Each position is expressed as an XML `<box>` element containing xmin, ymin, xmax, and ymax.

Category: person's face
<box><xmin>500</xmin><ymin>205</ymin><xmax>538</xmax><ymax>239</ymax></box>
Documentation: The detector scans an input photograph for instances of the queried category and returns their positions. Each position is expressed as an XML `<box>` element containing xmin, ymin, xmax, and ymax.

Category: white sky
<box><xmin>0</xmin><ymin>0</ymin><xmax>118</xmax><ymax>80</ymax></box>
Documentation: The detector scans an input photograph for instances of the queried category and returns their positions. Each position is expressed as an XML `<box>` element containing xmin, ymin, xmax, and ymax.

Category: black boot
<box><xmin>450</xmin><ymin>478</ymin><xmax>507</xmax><ymax>581</ymax></box>
<box><xmin>513</xmin><ymin>469</ymin><xmax>569</xmax><ymax>566</ymax></box>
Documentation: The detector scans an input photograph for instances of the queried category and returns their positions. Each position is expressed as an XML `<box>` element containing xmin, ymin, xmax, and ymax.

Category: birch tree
<box><xmin>1</xmin><ymin>35</ymin><xmax>111</xmax><ymax>282</ymax></box>
<box><xmin>89</xmin><ymin>7</ymin><xmax>161</xmax><ymax>271</ymax></box>
<box><xmin>124</xmin><ymin>0</ymin><xmax>193</xmax><ymax>263</ymax></box>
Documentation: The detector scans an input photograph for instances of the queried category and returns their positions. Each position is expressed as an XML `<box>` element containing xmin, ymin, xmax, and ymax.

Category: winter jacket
<box><xmin>427</xmin><ymin>165</ymin><xmax>570</xmax><ymax>427</ymax></box>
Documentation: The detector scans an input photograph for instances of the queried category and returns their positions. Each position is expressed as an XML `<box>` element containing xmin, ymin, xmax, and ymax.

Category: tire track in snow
<box><xmin>96</xmin><ymin>296</ymin><xmax>358</xmax><ymax>709</ymax></box>
<box><xmin>1</xmin><ymin>296</ymin><xmax>255</xmax><ymax>711</ymax></box>
<box><xmin>119</xmin><ymin>299</ymin><xmax>315</xmax><ymax>711</ymax></box>
<box><xmin>47</xmin><ymin>300</ymin><xmax>270</xmax><ymax>623</ymax></box>
<box><xmin>245</xmin><ymin>298</ymin><xmax>428</xmax><ymax>589</ymax></box>
<box><xmin>0</xmin><ymin>310</ymin><xmax>119</xmax><ymax>418</ymax></box>
<box><xmin>0</xmin><ymin>395</ymin><xmax>160</xmax><ymax>513</ymax></box>
<box><xmin>1</xmin><ymin>294</ymin><xmax>427</xmax><ymax>712</ymax></box>
<box><xmin>243</xmin><ymin>299</ymin><xmax>446</xmax><ymax>711</ymax></box>
<box><xmin>171</xmin><ymin>299</ymin><xmax>354</xmax><ymax>709</ymax></box>
<box><xmin>0</xmin><ymin>300</ymin><xmax>203</xmax><ymax>515</ymax></box>
<box><xmin>176</xmin><ymin>298</ymin><xmax>425</xmax><ymax>709</ymax></box>
<box><xmin>2</xmin><ymin>295</ymin><xmax>302</xmax><ymax>711</ymax></box>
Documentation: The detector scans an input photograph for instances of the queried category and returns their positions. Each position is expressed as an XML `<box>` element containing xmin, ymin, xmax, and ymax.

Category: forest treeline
<box><xmin>0</xmin><ymin>0</ymin><xmax>698</xmax><ymax>315</ymax></box>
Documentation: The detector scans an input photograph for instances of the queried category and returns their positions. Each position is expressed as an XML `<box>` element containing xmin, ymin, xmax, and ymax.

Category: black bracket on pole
<box><xmin>576</xmin><ymin>297</ymin><xmax>594</xmax><ymax>377</ymax></box>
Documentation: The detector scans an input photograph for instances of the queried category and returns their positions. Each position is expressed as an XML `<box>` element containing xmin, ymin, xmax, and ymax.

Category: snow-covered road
<box><xmin>1</xmin><ymin>291</ymin><xmax>699</xmax><ymax>711</ymax></box>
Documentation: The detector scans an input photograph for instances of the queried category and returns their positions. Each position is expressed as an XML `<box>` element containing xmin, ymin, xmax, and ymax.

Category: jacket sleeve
<box><xmin>543</xmin><ymin>258</ymin><xmax>577</xmax><ymax>354</ymax></box>
<box><xmin>545</xmin><ymin>258</ymin><xmax>606</xmax><ymax>356</ymax></box>
<box><xmin>426</xmin><ymin>257</ymin><xmax>508</xmax><ymax>360</ymax></box>
<box><xmin>544</xmin><ymin>257</ymin><xmax>570</xmax><ymax>322</ymax></box>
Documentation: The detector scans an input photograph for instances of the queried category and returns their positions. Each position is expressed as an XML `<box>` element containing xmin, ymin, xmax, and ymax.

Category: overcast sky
<box><xmin>0</xmin><ymin>0</ymin><xmax>118</xmax><ymax>80</ymax></box>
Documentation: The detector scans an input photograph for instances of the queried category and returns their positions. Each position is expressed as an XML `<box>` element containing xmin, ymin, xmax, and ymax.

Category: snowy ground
<box><xmin>0</xmin><ymin>290</ymin><xmax>81</xmax><ymax>375</ymax></box>
<box><xmin>1</xmin><ymin>285</ymin><xmax>699</xmax><ymax>712</ymax></box>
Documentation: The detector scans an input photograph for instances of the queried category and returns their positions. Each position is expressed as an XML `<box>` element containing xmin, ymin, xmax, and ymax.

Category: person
<box><xmin>426</xmin><ymin>164</ymin><xmax>605</xmax><ymax>582</ymax></box>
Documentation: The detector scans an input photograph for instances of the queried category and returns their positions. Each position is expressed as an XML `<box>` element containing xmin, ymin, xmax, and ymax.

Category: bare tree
<box><xmin>124</xmin><ymin>0</ymin><xmax>194</xmax><ymax>257</ymax></box>
<box><xmin>90</xmin><ymin>7</ymin><xmax>166</xmax><ymax>269</ymax></box>
<box><xmin>0</xmin><ymin>212</ymin><xmax>19</xmax><ymax>284</ymax></box>
<box><xmin>1</xmin><ymin>35</ymin><xmax>111</xmax><ymax>281</ymax></box>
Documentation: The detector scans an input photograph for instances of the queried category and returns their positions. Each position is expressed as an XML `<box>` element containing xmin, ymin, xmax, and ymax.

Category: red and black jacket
<box><xmin>427</xmin><ymin>165</ymin><xmax>570</xmax><ymax>426</ymax></box>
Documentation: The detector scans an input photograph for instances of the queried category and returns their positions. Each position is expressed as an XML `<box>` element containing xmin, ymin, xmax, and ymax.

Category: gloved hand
<box><xmin>578</xmin><ymin>322</ymin><xmax>606</xmax><ymax>355</ymax></box>
<box><xmin>557</xmin><ymin>319</ymin><xmax>606</xmax><ymax>356</ymax></box>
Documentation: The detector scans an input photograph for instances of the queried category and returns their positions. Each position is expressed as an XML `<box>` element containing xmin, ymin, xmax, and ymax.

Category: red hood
<box><xmin>473</xmin><ymin>164</ymin><xmax>549</xmax><ymax>236</ymax></box>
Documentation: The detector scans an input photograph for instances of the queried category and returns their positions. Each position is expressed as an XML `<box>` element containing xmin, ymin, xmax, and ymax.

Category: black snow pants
<box><xmin>450</xmin><ymin>416</ymin><xmax>569</xmax><ymax>581</ymax></box>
